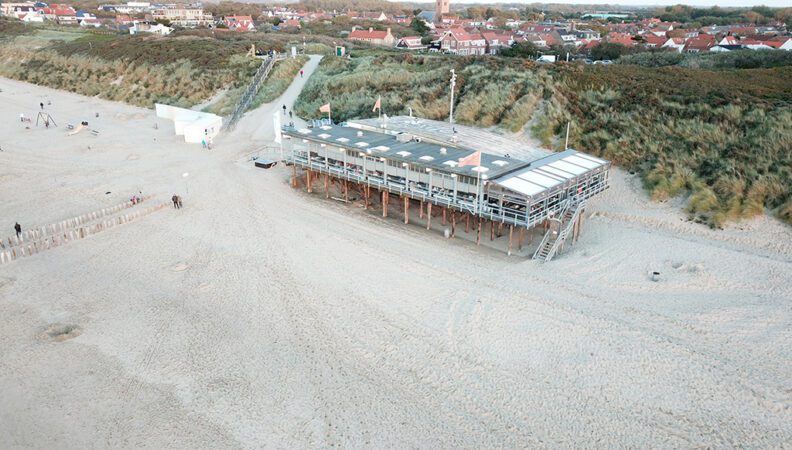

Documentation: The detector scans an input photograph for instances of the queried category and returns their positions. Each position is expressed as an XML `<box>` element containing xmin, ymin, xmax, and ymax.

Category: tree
<box><xmin>270</xmin><ymin>17</ymin><xmax>282</xmax><ymax>26</ymax></box>
<box><xmin>410</xmin><ymin>17</ymin><xmax>430</xmax><ymax>37</ymax></box>
<box><xmin>501</xmin><ymin>41</ymin><xmax>539</xmax><ymax>58</ymax></box>
<box><xmin>590</xmin><ymin>42</ymin><xmax>633</xmax><ymax>61</ymax></box>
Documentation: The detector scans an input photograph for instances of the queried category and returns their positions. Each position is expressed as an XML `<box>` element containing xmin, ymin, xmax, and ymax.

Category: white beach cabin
<box><xmin>155</xmin><ymin>104</ymin><xmax>222</xmax><ymax>144</ymax></box>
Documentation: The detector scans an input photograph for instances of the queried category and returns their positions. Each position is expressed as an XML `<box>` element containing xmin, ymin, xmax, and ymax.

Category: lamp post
<box><xmin>449</xmin><ymin>69</ymin><xmax>456</xmax><ymax>125</ymax></box>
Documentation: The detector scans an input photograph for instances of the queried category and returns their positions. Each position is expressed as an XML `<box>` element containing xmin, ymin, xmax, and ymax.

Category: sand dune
<box><xmin>0</xmin><ymin>67</ymin><xmax>790</xmax><ymax>448</ymax></box>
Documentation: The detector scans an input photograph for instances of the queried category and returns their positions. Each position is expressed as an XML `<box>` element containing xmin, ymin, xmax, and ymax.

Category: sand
<box><xmin>0</xmin><ymin>61</ymin><xmax>791</xmax><ymax>448</ymax></box>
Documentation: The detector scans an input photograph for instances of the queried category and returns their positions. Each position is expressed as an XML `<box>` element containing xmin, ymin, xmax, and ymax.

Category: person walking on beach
<box><xmin>176</xmin><ymin>195</ymin><xmax>183</xmax><ymax>209</ymax></box>
<box><xmin>14</xmin><ymin>222</ymin><xmax>21</xmax><ymax>238</ymax></box>
<box><xmin>289</xmin><ymin>110</ymin><xmax>293</xmax><ymax>119</ymax></box>
<box><xmin>40</xmin><ymin>102</ymin><xmax>44</xmax><ymax>110</ymax></box>
<box><xmin>172</xmin><ymin>195</ymin><xmax>179</xmax><ymax>209</ymax></box>
<box><xmin>299</xmin><ymin>69</ymin><xmax>304</xmax><ymax>78</ymax></box>
<box><xmin>282</xmin><ymin>104</ymin><xmax>287</xmax><ymax>115</ymax></box>
<box><xmin>201</xmin><ymin>139</ymin><xmax>206</xmax><ymax>149</ymax></box>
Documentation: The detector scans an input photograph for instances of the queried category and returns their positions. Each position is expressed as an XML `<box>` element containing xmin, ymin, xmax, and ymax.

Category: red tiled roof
<box><xmin>350</xmin><ymin>29</ymin><xmax>388</xmax><ymax>39</ymax></box>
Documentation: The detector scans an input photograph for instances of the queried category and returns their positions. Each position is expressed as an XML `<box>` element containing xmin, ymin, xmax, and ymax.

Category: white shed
<box><xmin>155</xmin><ymin>104</ymin><xmax>222</xmax><ymax>144</ymax></box>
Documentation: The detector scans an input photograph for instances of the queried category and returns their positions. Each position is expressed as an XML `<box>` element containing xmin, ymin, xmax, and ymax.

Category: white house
<box><xmin>130</xmin><ymin>22</ymin><xmax>173</xmax><ymax>35</ymax></box>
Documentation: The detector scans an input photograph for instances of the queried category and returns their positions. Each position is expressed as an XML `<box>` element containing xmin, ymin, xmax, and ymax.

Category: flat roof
<box><xmin>351</xmin><ymin>116</ymin><xmax>551</xmax><ymax>163</ymax></box>
<box><xmin>283</xmin><ymin>124</ymin><xmax>531</xmax><ymax>179</ymax></box>
<box><xmin>493</xmin><ymin>150</ymin><xmax>609</xmax><ymax>197</ymax></box>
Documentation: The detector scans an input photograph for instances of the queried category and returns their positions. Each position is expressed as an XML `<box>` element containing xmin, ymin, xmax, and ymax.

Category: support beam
<box><xmin>442</xmin><ymin>208</ymin><xmax>446</xmax><ymax>225</ymax></box>
<box><xmin>465</xmin><ymin>214</ymin><xmax>470</xmax><ymax>233</ymax></box>
<box><xmin>419</xmin><ymin>201</ymin><xmax>424</xmax><ymax>219</ymax></box>
<box><xmin>403</xmin><ymin>196</ymin><xmax>409</xmax><ymax>224</ymax></box>
<box><xmin>476</xmin><ymin>217</ymin><xmax>482</xmax><ymax>245</ymax></box>
<box><xmin>426</xmin><ymin>203</ymin><xmax>432</xmax><ymax>230</ymax></box>
<box><xmin>307</xmin><ymin>170</ymin><xmax>312</xmax><ymax>193</ymax></box>
<box><xmin>344</xmin><ymin>180</ymin><xmax>349</xmax><ymax>202</ymax></box>
<box><xmin>518</xmin><ymin>227</ymin><xmax>524</xmax><ymax>250</ymax></box>
<box><xmin>382</xmin><ymin>191</ymin><xmax>388</xmax><ymax>218</ymax></box>
<box><xmin>451</xmin><ymin>212</ymin><xmax>456</xmax><ymax>238</ymax></box>
<box><xmin>490</xmin><ymin>220</ymin><xmax>495</xmax><ymax>241</ymax></box>
<box><xmin>291</xmin><ymin>165</ymin><xmax>298</xmax><ymax>188</ymax></box>
<box><xmin>508</xmin><ymin>225</ymin><xmax>514</xmax><ymax>256</ymax></box>
<box><xmin>325</xmin><ymin>174</ymin><xmax>329</xmax><ymax>199</ymax></box>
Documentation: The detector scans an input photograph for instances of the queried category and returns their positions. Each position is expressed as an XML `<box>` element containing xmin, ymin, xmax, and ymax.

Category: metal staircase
<box><xmin>222</xmin><ymin>54</ymin><xmax>286</xmax><ymax>132</ymax></box>
<box><xmin>532</xmin><ymin>197</ymin><xmax>587</xmax><ymax>262</ymax></box>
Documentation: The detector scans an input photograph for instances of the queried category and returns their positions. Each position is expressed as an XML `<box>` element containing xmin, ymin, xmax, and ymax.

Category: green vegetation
<box><xmin>619</xmin><ymin>49</ymin><xmax>792</xmax><ymax>70</ymax></box>
<box><xmin>249</xmin><ymin>56</ymin><xmax>310</xmax><ymax>109</ymax></box>
<box><xmin>0</xmin><ymin>24</ymin><xmax>337</xmax><ymax>109</ymax></box>
<box><xmin>295</xmin><ymin>54</ymin><xmax>548</xmax><ymax>132</ymax></box>
<box><xmin>295</xmin><ymin>52</ymin><xmax>792</xmax><ymax>227</ymax></box>
<box><xmin>650</xmin><ymin>5</ymin><xmax>792</xmax><ymax>27</ymax></box>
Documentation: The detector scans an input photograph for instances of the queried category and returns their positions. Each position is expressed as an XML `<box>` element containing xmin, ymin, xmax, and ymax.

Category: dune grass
<box><xmin>295</xmin><ymin>52</ymin><xmax>792</xmax><ymax>227</ymax></box>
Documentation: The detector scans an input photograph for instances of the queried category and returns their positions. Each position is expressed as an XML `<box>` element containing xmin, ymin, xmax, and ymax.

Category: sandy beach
<box><xmin>1</xmin><ymin>62</ymin><xmax>791</xmax><ymax>448</ymax></box>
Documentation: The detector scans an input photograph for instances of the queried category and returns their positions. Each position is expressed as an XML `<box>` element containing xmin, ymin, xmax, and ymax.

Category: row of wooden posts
<box><xmin>295</xmin><ymin>168</ymin><xmax>534</xmax><ymax>256</ymax></box>
<box><xmin>1</xmin><ymin>195</ymin><xmax>153</xmax><ymax>250</ymax></box>
<box><xmin>0</xmin><ymin>202</ymin><xmax>166</xmax><ymax>265</ymax></box>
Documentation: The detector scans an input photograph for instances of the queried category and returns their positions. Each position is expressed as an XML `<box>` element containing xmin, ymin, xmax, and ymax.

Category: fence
<box><xmin>0</xmin><ymin>199</ymin><xmax>167</xmax><ymax>265</ymax></box>
<box><xmin>222</xmin><ymin>54</ymin><xmax>286</xmax><ymax>132</ymax></box>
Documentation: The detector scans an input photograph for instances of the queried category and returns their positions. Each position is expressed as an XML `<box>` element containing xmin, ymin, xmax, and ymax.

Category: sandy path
<box><xmin>0</xmin><ymin>68</ymin><xmax>791</xmax><ymax>448</ymax></box>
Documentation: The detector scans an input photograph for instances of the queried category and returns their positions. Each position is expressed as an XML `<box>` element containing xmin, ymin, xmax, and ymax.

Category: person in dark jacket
<box><xmin>14</xmin><ymin>222</ymin><xmax>21</xmax><ymax>238</ymax></box>
<box><xmin>172</xmin><ymin>195</ymin><xmax>179</xmax><ymax>209</ymax></box>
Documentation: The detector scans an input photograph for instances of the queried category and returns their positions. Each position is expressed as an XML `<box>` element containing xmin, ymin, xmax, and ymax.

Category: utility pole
<box><xmin>449</xmin><ymin>68</ymin><xmax>456</xmax><ymax>124</ymax></box>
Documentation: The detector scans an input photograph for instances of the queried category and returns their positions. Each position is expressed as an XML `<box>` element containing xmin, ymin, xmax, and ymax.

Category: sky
<box><xmin>422</xmin><ymin>0</ymin><xmax>790</xmax><ymax>7</ymax></box>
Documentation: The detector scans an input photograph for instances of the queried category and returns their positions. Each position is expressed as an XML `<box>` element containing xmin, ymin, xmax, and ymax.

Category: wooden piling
<box><xmin>426</xmin><ymin>203</ymin><xmax>432</xmax><ymax>230</ymax></box>
<box><xmin>508</xmin><ymin>225</ymin><xmax>514</xmax><ymax>256</ymax></box>
<box><xmin>403</xmin><ymin>196</ymin><xmax>409</xmax><ymax>224</ymax></box>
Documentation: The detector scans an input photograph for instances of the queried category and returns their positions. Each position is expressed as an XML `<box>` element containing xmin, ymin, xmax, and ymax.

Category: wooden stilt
<box><xmin>490</xmin><ymin>220</ymin><xmax>495</xmax><ymax>241</ymax></box>
<box><xmin>307</xmin><ymin>170</ymin><xmax>312</xmax><ymax>193</ymax></box>
<box><xmin>442</xmin><ymin>208</ymin><xmax>447</xmax><ymax>225</ymax></box>
<box><xmin>382</xmin><ymin>191</ymin><xmax>388</xmax><ymax>217</ymax></box>
<box><xmin>364</xmin><ymin>184</ymin><xmax>369</xmax><ymax>210</ymax></box>
<box><xmin>325</xmin><ymin>174</ymin><xmax>329</xmax><ymax>199</ymax></box>
<box><xmin>508</xmin><ymin>225</ymin><xmax>514</xmax><ymax>256</ymax></box>
<box><xmin>518</xmin><ymin>227</ymin><xmax>524</xmax><ymax>250</ymax></box>
<box><xmin>419</xmin><ymin>201</ymin><xmax>424</xmax><ymax>219</ymax></box>
<box><xmin>451</xmin><ymin>212</ymin><xmax>456</xmax><ymax>238</ymax></box>
<box><xmin>498</xmin><ymin>222</ymin><xmax>503</xmax><ymax>238</ymax></box>
<box><xmin>476</xmin><ymin>217</ymin><xmax>482</xmax><ymax>245</ymax></box>
<box><xmin>426</xmin><ymin>203</ymin><xmax>432</xmax><ymax>230</ymax></box>
<box><xmin>403</xmin><ymin>196</ymin><xmax>409</xmax><ymax>224</ymax></box>
<box><xmin>292</xmin><ymin>165</ymin><xmax>298</xmax><ymax>188</ymax></box>
<box><xmin>344</xmin><ymin>180</ymin><xmax>349</xmax><ymax>202</ymax></box>
<box><xmin>465</xmin><ymin>214</ymin><xmax>470</xmax><ymax>233</ymax></box>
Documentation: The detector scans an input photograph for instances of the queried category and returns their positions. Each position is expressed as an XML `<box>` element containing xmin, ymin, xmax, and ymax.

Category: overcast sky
<box><xmin>439</xmin><ymin>0</ymin><xmax>790</xmax><ymax>8</ymax></box>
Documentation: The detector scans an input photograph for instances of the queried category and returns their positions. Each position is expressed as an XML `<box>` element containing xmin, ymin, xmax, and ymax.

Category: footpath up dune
<box><xmin>0</xmin><ymin>65</ymin><xmax>791</xmax><ymax>448</ymax></box>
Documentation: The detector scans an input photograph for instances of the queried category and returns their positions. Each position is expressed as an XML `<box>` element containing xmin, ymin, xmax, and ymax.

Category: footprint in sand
<box><xmin>171</xmin><ymin>262</ymin><xmax>189</xmax><ymax>272</ymax></box>
<box><xmin>126</xmin><ymin>154</ymin><xmax>140</xmax><ymax>160</ymax></box>
<box><xmin>197</xmin><ymin>282</ymin><xmax>212</xmax><ymax>292</ymax></box>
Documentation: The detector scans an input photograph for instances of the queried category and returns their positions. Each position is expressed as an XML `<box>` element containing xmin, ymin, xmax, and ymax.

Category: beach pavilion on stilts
<box><xmin>281</xmin><ymin>114</ymin><xmax>611</xmax><ymax>260</ymax></box>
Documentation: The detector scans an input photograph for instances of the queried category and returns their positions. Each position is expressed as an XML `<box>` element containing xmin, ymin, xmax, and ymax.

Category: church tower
<box><xmin>436</xmin><ymin>0</ymin><xmax>449</xmax><ymax>19</ymax></box>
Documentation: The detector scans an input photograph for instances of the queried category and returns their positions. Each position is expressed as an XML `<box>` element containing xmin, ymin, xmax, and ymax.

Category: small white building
<box><xmin>155</xmin><ymin>104</ymin><xmax>222</xmax><ymax>144</ymax></box>
<box><xmin>130</xmin><ymin>21</ymin><xmax>173</xmax><ymax>35</ymax></box>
